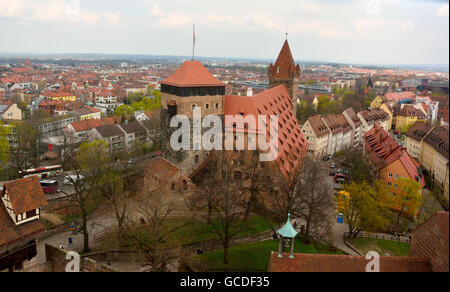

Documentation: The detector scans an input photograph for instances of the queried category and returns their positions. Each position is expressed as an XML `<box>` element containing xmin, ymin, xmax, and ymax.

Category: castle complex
<box><xmin>160</xmin><ymin>40</ymin><xmax>308</xmax><ymax>178</ymax></box>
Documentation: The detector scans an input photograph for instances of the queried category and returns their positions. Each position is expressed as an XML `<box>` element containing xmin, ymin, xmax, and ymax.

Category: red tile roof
<box><xmin>268</xmin><ymin>252</ymin><xmax>432</xmax><ymax>272</ymax></box>
<box><xmin>0</xmin><ymin>204</ymin><xmax>45</xmax><ymax>250</ymax></box>
<box><xmin>145</xmin><ymin>157</ymin><xmax>180</xmax><ymax>182</ymax></box>
<box><xmin>364</xmin><ymin>123</ymin><xmax>425</xmax><ymax>188</ymax></box>
<box><xmin>161</xmin><ymin>61</ymin><xmax>225</xmax><ymax>88</ymax></box>
<box><xmin>225</xmin><ymin>85</ymin><xmax>308</xmax><ymax>177</ymax></box>
<box><xmin>268</xmin><ymin>40</ymin><xmax>300</xmax><ymax>79</ymax></box>
<box><xmin>2</xmin><ymin>176</ymin><xmax>48</xmax><ymax>215</ymax></box>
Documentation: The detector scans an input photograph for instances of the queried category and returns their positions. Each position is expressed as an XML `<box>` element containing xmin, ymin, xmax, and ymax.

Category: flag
<box><xmin>193</xmin><ymin>25</ymin><xmax>196</xmax><ymax>48</ymax></box>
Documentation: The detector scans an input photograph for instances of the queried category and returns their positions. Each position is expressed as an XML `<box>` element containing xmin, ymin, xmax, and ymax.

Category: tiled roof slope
<box><xmin>0</xmin><ymin>204</ymin><xmax>45</xmax><ymax>249</ymax></box>
<box><xmin>225</xmin><ymin>85</ymin><xmax>308</xmax><ymax>177</ymax></box>
<box><xmin>268</xmin><ymin>252</ymin><xmax>432</xmax><ymax>272</ymax></box>
<box><xmin>409</xmin><ymin>212</ymin><xmax>449</xmax><ymax>272</ymax></box>
<box><xmin>423</xmin><ymin>125</ymin><xmax>449</xmax><ymax>158</ymax></box>
<box><xmin>307</xmin><ymin>115</ymin><xmax>329</xmax><ymax>138</ymax></box>
<box><xmin>160</xmin><ymin>61</ymin><xmax>225</xmax><ymax>88</ymax></box>
<box><xmin>3</xmin><ymin>176</ymin><xmax>48</xmax><ymax>215</ymax></box>
<box><xmin>405</xmin><ymin>122</ymin><xmax>434</xmax><ymax>142</ymax></box>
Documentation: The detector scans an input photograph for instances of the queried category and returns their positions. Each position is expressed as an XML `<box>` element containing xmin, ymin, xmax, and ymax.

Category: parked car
<box><xmin>331</xmin><ymin>163</ymin><xmax>337</xmax><ymax>169</ymax></box>
<box><xmin>323</xmin><ymin>156</ymin><xmax>330</xmax><ymax>162</ymax></box>
<box><xmin>329</xmin><ymin>171</ymin><xmax>336</xmax><ymax>177</ymax></box>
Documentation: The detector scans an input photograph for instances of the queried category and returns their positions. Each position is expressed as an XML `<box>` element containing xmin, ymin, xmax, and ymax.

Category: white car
<box><xmin>64</xmin><ymin>175</ymin><xmax>84</xmax><ymax>186</ymax></box>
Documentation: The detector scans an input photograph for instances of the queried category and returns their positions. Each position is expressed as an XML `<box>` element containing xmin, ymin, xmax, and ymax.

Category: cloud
<box><xmin>0</xmin><ymin>0</ymin><xmax>122</xmax><ymax>25</ymax></box>
<box><xmin>436</xmin><ymin>4</ymin><xmax>449</xmax><ymax>17</ymax></box>
<box><xmin>353</xmin><ymin>18</ymin><xmax>414</xmax><ymax>35</ymax></box>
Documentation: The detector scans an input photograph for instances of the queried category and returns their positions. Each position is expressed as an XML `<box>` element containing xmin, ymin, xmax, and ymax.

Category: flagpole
<box><xmin>192</xmin><ymin>24</ymin><xmax>195</xmax><ymax>61</ymax></box>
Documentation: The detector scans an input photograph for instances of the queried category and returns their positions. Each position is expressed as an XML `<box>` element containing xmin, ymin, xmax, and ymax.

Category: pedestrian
<box><xmin>59</xmin><ymin>243</ymin><xmax>64</xmax><ymax>250</ymax></box>
<box><xmin>68</xmin><ymin>237</ymin><xmax>73</xmax><ymax>248</ymax></box>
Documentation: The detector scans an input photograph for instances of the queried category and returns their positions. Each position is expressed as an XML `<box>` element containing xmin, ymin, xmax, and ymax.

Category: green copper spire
<box><xmin>277</xmin><ymin>213</ymin><xmax>298</xmax><ymax>239</ymax></box>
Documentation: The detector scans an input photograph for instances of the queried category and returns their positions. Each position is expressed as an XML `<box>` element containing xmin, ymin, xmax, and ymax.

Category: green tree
<box><xmin>338</xmin><ymin>182</ymin><xmax>390</xmax><ymax>235</ymax></box>
<box><xmin>393</xmin><ymin>178</ymin><xmax>423</xmax><ymax>228</ymax></box>
<box><xmin>0</xmin><ymin>122</ymin><xmax>9</xmax><ymax>164</ymax></box>
<box><xmin>62</xmin><ymin>140</ymin><xmax>112</xmax><ymax>252</ymax></box>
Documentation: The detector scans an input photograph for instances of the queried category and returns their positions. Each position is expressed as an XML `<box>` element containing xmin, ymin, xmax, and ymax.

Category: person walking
<box><xmin>68</xmin><ymin>237</ymin><xmax>73</xmax><ymax>248</ymax></box>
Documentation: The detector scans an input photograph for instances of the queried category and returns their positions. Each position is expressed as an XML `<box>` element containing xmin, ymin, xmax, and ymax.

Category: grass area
<box><xmin>196</xmin><ymin>237</ymin><xmax>344</xmax><ymax>272</ymax></box>
<box><xmin>347</xmin><ymin>237</ymin><xmax>410</xmax><ymax>257</ymax></box>
<box><xmin>99</xmin><ymin>216</ymin><xmax>275</xmax><ymax>251</ymax></box>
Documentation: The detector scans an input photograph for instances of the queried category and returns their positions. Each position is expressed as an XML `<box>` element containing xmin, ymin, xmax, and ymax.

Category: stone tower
<box><xmin>268</xmin><ymin>40</ymin><xmax>301</xmax><ymax>117</ymax></box>
<box><xmin>160</xmin><ymin>61</ymin><xmax>226</xmax><ymax>176</ymax></box>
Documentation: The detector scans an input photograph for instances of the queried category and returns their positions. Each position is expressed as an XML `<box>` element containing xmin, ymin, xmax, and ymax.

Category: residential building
<box><xmin>364</xmin><ymin>123</ymin><xmax>425</xmax><ymax>216</ymax></box>
<box><xmin>70</xmin><ymin>106</ymin><xmax>101</xmax><ymax>121</ymax></box>
<box><xmin>358</xmin><ymin>109</ymin><xmax>390</xmax><ymax>136</ymax></box>
<box><xmin>94</xmin><ymin>89</ymin><xmax>118</xmax><ymax>114</ymax></box>
<box><xmin>1</xmin><ymin>177</ymin><xmax>48</xmax><ymax>272</ymax></box>
<box><xmin>370</xmin><ymin>95</ymin><xmax>383</xmax><ymax>110</ymax></box>
<box><xmin>380</xmin><ymin>103</ymin><xmax>394</xmax><ymax>130</ymax></box>
<box><xmin>38</xmin><ymin>116</ymin><xmax>77</xmax><ymax>137</ymax></box>
<box><xmin>405</xmin><ymin>122</ymin><xmax>434</xmax><ymax>161</ymax></box>
<box><xmin>41</xmin><ymin>91</ymin><xmax>76</xmax><ymax>102</ymax></box>
<box><xmin>322</xmin><ymin>114</ymin><xmax>352</xmax><ymax>155</ymax></box>
<box><xmin>301</xmin><ymin>115</ymin><xmax>330</xmax><ymax>158</ymax></box>
<box><xmin>421</xmin><ymin>125</ymin><xmax>449</xmax><ymax>189</ymax></box>
<box><xmin>118</xmin><ymin>121</ymin><xmax>147</xmax><ymax>150</ymax></box>
<box><xmin>342</xmin><ymin>107</ymin><xmax>362</xmax><ymax>147</ymax></box>
<box><xmin>395</xmin><ymin>105</ymin><xmax>427</xmax><ymax>133</ymax></box>
<box><xmin>0</xmin><ymin>103</ymin><xmax>22</xmax><ymax>121</ymax></box>
<box><xmin>90</xmin><ymin>124</ymin><xmax>125</xmax><ymax>153</ymax></box>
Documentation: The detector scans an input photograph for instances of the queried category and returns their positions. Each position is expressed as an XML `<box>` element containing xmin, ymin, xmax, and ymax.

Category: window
<box><xmin>215</xmin><ymin>103</ymin><xmax>219</xmax><ymax>109</ymax></box>
<box><xmin>206</xmin><ymin>104</ymin><xmax>209</xmax><ymax>109</ymax></box>
<box><xmin>388</xmin><ymin>182</ymin><xmax>392</xmax><ymax>187</ymax></box>
<box><xmin>388</xmin><ymin>173</ymin><xmax>393</xmax><ymax>178</ymax></box>
<box><xmin>195</xmin><ymin>155</ymin><xmax>199</xmax><ymax>164</ymax></box>
<box><xmin>395</xmin><ymin>175</ymin><xmax>399</xmax><ymax>179</ymax></box>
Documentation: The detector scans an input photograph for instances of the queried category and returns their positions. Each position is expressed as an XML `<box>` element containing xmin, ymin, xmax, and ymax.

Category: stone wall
<box><xmin>44</xmin><ymin>245</ymin><xmax>115</xmax><ymax>272</ymax></box>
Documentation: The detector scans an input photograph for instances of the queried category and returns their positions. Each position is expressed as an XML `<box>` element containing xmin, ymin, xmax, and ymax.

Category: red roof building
<box><xmin>1</xmin><ymin>177</ymin><xmax>48</xmax><ymax>272</ymax></box>
<box><xmin>225</xmin><ymin>85</ymin><xmax>308</xmax><ymax>177</ymax></box>
<box><xmin>160</xmin><ymin>61</ymin><xmax>224</xmax><ymax>88</ymax></box>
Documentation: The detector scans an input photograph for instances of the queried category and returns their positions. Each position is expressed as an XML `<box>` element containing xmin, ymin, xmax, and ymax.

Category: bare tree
<box><xmin>126</xmin><ymin>188</ymin><xmax>189</xmax><ymax>272</ymax></box>
<box><xmin>241</xmin><ymin>151</ymin><xmax>273</xmax><ymax>221</ymax></box>
<box><xmin>296</xmin><ymin>157</ymin><xmax>334</xmax><ymax>241</ymax></box>
<box><xmin>205</xmin><ymin>152</ymin><xmax>251</xmax><ymax>265</ymax></box>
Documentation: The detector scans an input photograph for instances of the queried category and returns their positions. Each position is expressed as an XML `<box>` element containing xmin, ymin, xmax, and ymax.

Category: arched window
<box><xmin>195</xmin><ymin>155</ymin><xmax>199</xmax><ymax>163</ymax></box>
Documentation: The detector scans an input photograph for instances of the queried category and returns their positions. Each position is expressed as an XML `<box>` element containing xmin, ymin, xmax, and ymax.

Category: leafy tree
<box><xmin>0</xmin><ymin>122</ymin><xmax>9</xmax><ymax>165</ymax></box>
<box><xmin>338</xmin><ymin>182</ymin><xmax>390</xmax><ymax>235</ymax></box>
<box><xmin>62</xmin><ymin>139</ymin><xmax>112</xmax><ymax>252</ymax></box>
<box><xmin>392</xmin><ymin>178</ymin><xmax>423</xmax><ymax>228</ymax></box>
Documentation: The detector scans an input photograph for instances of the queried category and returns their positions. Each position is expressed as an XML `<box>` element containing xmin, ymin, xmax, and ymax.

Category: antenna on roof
<box><xmin>285</xmin><ymin>25</ymin><xmax>289</xmax><ymax>40</ymax></box>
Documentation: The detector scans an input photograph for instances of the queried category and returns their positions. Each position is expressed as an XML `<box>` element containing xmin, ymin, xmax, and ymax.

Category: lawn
<box><xmin>196</xmin><ymin>237</ymin><xmax>344</xmax><ymax>272</ymax></box>
<box><xmin>347</xmin><ymin>237</ymin><xmax>410</xmax><ymax>257</ymax></box>
<box><xmin>99</xmin><ymin>216</ymin><xmax>275</xmax><ymax>250</ymax></box>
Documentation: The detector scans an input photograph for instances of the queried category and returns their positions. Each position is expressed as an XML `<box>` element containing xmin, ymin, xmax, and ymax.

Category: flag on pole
<box><xmin>193</xmin><ymin>24</ymin><xmax>196</xmax><ymax>60</ymax></box>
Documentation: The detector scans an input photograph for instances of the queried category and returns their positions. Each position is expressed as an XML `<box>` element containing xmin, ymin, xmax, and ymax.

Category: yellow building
<box><xmin>395</xmin><ymin>105</ymin><xmax>426</xmax><ymax>133</ymax></box>
<box><xmin>405</xmin><ymin>122</ymin><xmax>434</xmax><ymax>161</ymax></box>
<box><xmin>42</xmin><ymin>91</ymin><xmax>77</xmax><ymax>102</ymax></box>
<box><xmin>380</xmin><ymin>103</ymin><xmax>393</xmax><ymax>130</ymax></box>
<box><xmin>370</xmin><ymin>95</ymin><xmax>383</xmax><ymax>110</ymax></box>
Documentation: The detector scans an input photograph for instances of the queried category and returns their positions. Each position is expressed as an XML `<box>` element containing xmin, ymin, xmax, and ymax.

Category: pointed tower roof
<box><xmin>160</xmin><ymin>60</ymin><xmax>225</xmax><ymax>88</ymax></box>
<box><xmin>269</xmin><ymin>40</ymin><xmax>300</xmax><ymax>79</ymax></box>
<box><xmin>277</xmin><ymin>213</ymin><xmax>298</xmax><ymax>238</ymax></box>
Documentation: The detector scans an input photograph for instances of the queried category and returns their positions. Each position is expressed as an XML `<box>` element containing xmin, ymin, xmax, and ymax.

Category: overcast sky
<box><xmin>0</xmin><ymin>0</ymin><xmax>448</xmax><ymax>65</ymax></box>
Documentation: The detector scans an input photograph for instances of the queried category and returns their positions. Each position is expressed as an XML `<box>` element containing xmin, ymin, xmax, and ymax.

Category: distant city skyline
<box><xmin>0</xmin><ymin>0</ymin><xmax>448</xmax><ymax>65</ymax></box>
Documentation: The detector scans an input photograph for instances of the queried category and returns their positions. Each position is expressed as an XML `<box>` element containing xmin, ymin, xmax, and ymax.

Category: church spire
<box><xmin>269</xmin><ymin>40</ymin><xmax>300</xmax><ymax>79</ymax></box>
